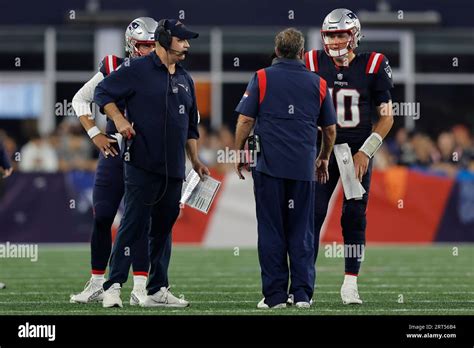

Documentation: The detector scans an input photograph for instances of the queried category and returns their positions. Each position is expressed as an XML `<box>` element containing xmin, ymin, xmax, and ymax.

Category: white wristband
<box><xmin>359</xmin><ymin>132</ymin><xmax>383</xmax><ymax>158</ymax></box>
<box><xmin>87</xmin><ymin>126</ymin><xmax>101</xmax><ymax>139</ymax></box>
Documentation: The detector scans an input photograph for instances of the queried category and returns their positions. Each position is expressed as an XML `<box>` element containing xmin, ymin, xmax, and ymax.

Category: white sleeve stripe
<box><xmin>308</xmin><ymin>50</ymin><xmax>315</xmax><ymax>72</ymax></box>
<box><xmin>108</xmin><ymin>55</ymin><xmax>115</xmax><ymax>72</ymax></box>
<box><xmin>368</xmin><ymin>53</ymin><xmax>381</xmax><ymax>74</ymax></box>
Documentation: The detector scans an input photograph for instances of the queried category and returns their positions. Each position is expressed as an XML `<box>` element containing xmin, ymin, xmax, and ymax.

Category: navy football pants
<box><xmin>253</xmin><ymin>170</ymin><xmax>315</xmax><ymax>307</ymax></box>
<box><xmin>103</xmin><ymin>163</ymin><xmax>181</xmax><ymax>295</ymax></box>
<box><xmin>314</xmin><ymin>151</ymin><xmax>373</xmax><ymax>276</ymax></box>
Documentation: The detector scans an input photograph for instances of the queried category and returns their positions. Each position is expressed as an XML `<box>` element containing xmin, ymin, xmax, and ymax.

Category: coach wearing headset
<box><xmin>94</xmin><ymin>19</ymin><xmax>209</xmax><ymax>308</ymax></box>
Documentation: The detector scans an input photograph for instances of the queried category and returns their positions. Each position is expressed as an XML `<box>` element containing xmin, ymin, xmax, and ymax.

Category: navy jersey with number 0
<box><xmin>305</xmin><ymin>50</ymin><xmax>393</xmax><ymax>147</ymax></box>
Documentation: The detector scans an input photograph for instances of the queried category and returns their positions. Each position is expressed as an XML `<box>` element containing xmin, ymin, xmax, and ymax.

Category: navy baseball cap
<box><xmin>158</xmin><ymin>19</ymin><xmax>199</xmax><ymax>40</ymax></box>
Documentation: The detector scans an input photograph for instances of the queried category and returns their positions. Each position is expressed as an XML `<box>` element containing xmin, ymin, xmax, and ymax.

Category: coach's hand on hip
<box><xmin>104</xmin><ymin>102</ymin><xmax>136</xmax><ymax>139</ymax></box>
<box><xmin>115</xmin><ymin>116</ymin><xmax>135</xmax><ymax>139</ymax></box>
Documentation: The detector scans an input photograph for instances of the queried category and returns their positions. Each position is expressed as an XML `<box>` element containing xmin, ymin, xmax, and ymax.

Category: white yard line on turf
<box><xmin>3</xmin><ymin>291</ymin><xmax>455</xmax><ymax>295</ymax></box>
<box><xmin>1</xmin><ymin>300</ymin><xmax>473</xmax><ymax>304</ymax></box>
<box><xmin>0</xmin><ymin>308</ymin><xmax>473</xmax><ymax>315</ymax></box>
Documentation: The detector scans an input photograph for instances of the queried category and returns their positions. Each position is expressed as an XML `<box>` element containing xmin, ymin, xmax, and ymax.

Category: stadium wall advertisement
<box><xmin>0</xmin><ymin>168</ymin><xmax>473</xmax><ymax>245</ymax></box>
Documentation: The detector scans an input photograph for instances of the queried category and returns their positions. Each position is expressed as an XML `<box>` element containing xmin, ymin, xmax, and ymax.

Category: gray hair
<box><xmin>275</xmin><ymin>28</ymin><xmax>305</xmax><ymax>59</ymax></box>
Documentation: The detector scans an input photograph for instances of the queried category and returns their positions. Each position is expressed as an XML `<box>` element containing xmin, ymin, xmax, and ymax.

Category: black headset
<box><xmin>144</xmin><ymin>19</ymin><xmax>171</xmax><ymax>205</ymax></box>
<box><xmin>157</xmin><ymin>19</ymin><xmax>172</xmax><ymax>50</ymax></box>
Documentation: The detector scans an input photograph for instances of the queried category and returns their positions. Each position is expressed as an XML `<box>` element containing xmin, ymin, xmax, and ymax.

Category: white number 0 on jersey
<box><xmin>328</xmin><ymin>88</ymin><xmax>360</xmax><ymax>128</ymax></box>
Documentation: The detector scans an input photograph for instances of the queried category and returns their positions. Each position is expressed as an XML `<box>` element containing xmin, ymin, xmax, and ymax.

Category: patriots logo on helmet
<box><xmin>346</xmin><ymin>12</ymin><xmax>358</xmax><ymax>20</ymax></box>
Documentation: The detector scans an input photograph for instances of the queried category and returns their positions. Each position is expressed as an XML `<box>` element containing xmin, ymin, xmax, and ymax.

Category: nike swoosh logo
<box><xmin>177</xmin><ymin>83</ymin><xmax>189</xmax><ymax>92</ymax></box>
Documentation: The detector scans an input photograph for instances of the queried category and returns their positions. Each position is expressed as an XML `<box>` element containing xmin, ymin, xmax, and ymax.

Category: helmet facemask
<box><xmin>126</xmin><ymin>39</ymin><xmax>155</xmax><ymax>58</ymax></box>
<box><xmin>321</xmin><ymin>27</ymin><xmax>358</xmax><ymax>58</ymax></box>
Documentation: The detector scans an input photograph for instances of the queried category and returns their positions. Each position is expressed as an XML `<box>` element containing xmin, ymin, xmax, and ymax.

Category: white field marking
<box><xmin>169</xmin><ymin>275</ymin><xmax>473</xmax><ymax>279</ymax></box>
<box><xmin>6</xmin><ymin>290</ymin><xmax>471</xmax><ymax>295</ymax></box>
<box><xmin>356</xmin><ymin>278</ymin><xmax>474</xmax><ymax>282</ymax></box>
<box><xmin>174</xmin><ymin>291</ymin><xmax>474</xmax><ymax>295</ymax></box>
<box><xmin>172</xmin><ymin>300</ymin><xmax>474</xmax><ymax>304</ymax></box>
<box><xmin>1</xmin><ymin>309</ymin><xmax>473</xmax><ymax>315</ymax></box>
<box><xmin>3</xmin><ymin>271</ymin><xmax>471</xmax><ymax>278</ymax></box>
<box><xmin>5</xmin><ymin>265</ymin><xmax>471</xmax><ymax>271</ymax></box>
<box><xmin>5</xmin><ymin>270</ymin><xmax>471</xmax><ymax>277</ymax></box>
<box><xmin>1</xmin><ymin>283</ymin><xmax>472</xmax><ymax>290</ymax></box>
<box><xmin>1</xmin><ymin>300</ymin><xmax>474</xmax><ymax>305</ymax></box>
<box><xmin>174</xmin><ymin>284</ymin><xmax>474</xmax><ymax>288</ymax></box>
<box><xmin>4</xmin><ymin>275</ymin><xmax>473</xmax><ymax>283</ymax></box>
<box><xmin>0</xmin><ymin>291</ymin><xmax>471</xmax><ymax>301</ymax></box>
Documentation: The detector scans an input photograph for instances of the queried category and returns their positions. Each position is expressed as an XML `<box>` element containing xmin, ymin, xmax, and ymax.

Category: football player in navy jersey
<box><xmin>304</xmin><ymin>8</ymin><xmax>394</xmax><ymax>305</ymax></box>
<box><xmin>70</xmin><ymin>17</ymin><xmax>158</xmax><ymax>306</ymax></box>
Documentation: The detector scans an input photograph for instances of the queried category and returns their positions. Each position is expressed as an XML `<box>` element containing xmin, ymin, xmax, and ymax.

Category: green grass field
<box><xmin>0</xmin><ymin>244</ymin><xmax>473</xmax><ymax>315</ymax></box>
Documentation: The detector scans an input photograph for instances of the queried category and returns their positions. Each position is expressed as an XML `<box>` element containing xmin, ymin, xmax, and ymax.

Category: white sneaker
<box><xmin>341</xmin><ymin>283</ymin><xmax>363</xmax><ymax>305</ymax></box>
<box><xmin>0</xmin><ymin>282</ymin><xmax>5</xmax><ymax>289</ymax></box>
<box><xmin>257</xmin><ymin>298</ymin><xmax>287</xmax><ymax>309</ymax></box>
<box><xmin>130</xmin><ymin>284</ymin><xmax>148</xmax><ymax>306</ymax></box>
<box><xmin>70</xmin><ymin>277</ymin><xmax>104</xmax><ymax>304</ymax></box>
<box><xmin>141</xmin><ymin>287</ymin><xmax>190</xmax><ymax>308</ymax></box>
<box><xmin>287</xmin><ymin>294</ymin><xmax>313</xmax><ymax>306</ymax></box>
<box><xmin>295</xmin><ymin>301</ymin><xmax>311</xmax><ymax>308</ymax></box>
<box><xmin>102</xmin><ymin>283</ymin><xmax>123</xmax><ymax>308</ymax></box>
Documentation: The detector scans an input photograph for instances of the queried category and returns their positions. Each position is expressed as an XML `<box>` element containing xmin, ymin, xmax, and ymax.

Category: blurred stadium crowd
<box><xmin>1</xmin><ymin>121</ymin><xmax>473</xmax><ymax>177</ymax></box>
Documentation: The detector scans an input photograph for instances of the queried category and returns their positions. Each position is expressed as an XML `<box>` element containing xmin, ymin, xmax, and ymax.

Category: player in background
<box><xmin>0</xmin><ymin>139</ymin><xmax>12</xmax><ymax>179</ymax></box>
<box><xmin>70</xmin><ymin>17</ymin><xmax>158</xmax><ymax>305</ymax></box>
<box><xmin>0</xmin><ymin>138</ymin><xmax>13</xmax><ymax>290</ymax></box>
<box><xmin>304</xmin><ymin>9</ymin><xmax>394</xmax><ymax>304</ymax></box>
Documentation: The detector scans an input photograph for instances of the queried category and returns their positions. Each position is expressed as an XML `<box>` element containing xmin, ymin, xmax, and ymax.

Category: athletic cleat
<box><xmin>102</xmin><ymin>283</ymin><xmax>123</xmax><ymax>308</ymax></box>
<box><xmin>257</xmin><ymin>298</ymin><xmax>287</xmax><ymax>309</ymax></box>
<box><xmin>130</xmin><ymin>284</ymin><xmax>148</xmax><ymax>306</ymax></box>
<box><xmin>70</xmin><ymin>278</ymin><xmax>105</xmax><ymax>304</ymax></box>
<box><xmin>341</xmin><ymin>283</ymin><xmax>363</xmax><ymax>304</ymax></box>
<box><xmin>0</xmin><ymin>282</ymin><xmax>5</xmax><ymax>289</ymax></box>
<box><xmin>141</xmin><ymin>287</ymin><xmax>190</xmax><ymax>308</ymax></box>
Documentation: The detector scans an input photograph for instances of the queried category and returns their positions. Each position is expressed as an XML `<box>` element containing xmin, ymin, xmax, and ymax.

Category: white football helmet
<box><xmin>321</xmin><ymin>8</ymin><xmax>362</xmax><ymax>58</ymax></box>
<box><xmin>125</xmin><ymin>17</ymin><xmax>158</xmax><ymax>57</ymax></box>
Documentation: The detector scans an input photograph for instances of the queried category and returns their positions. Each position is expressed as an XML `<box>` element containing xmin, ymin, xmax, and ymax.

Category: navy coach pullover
<box><xmin>94</xmin><ymin>51</ymin><xmax>199</xmax><ymax>179</ymax></box>
<box><xmin>236</xmin><ymin>58</ymin><xmax>336</xmax><ymax>181</ymax></box>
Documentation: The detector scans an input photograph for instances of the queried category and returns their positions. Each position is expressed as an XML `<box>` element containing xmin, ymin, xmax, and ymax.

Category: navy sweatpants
<box><xmin>103</xmin><ymin>163</ymin><xmax>181</xmax><ymax>295</ymax></box>
<box><xmin>314</xmin><ymin>150</ymin><xmax>373</xmax><ymax>276</ymax></box>
<box><xmin>91</xmin><ymin>152</ymin><xmax>149</xmax><ymax>275</ymax></box>
<box><xmin>252</xmin><ymin>170</ymin><xmax>315</xmax><ymax>307</ymax></box>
